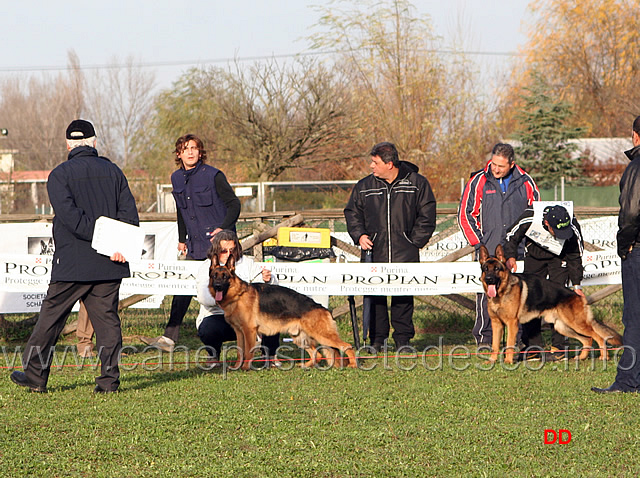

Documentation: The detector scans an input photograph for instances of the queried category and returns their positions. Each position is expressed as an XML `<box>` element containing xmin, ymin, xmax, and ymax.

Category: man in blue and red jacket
<box><xmin>457</xmin><ymin>143</ymin><xmax>539</xmax><ymax>346</ymax></box>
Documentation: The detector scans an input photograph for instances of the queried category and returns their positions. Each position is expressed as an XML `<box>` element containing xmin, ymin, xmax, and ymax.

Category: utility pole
<box><xmin>1</xmin><ymin>128</ymin><xmax>10</xmax><ymax>214</ymax></box>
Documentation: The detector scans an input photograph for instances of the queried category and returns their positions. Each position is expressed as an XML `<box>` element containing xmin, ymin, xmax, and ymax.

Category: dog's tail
<box><xmin>581</xmin><ymin>298</ymin><xmax>623</xmax><ymax>346</ymax></box>
<box><xmin>591</xmin><ymin>320</ymin><xmax>623</xmax><ymax>346</ymax></box>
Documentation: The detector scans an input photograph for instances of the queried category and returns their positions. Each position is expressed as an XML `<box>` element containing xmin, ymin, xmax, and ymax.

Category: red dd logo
<box><xmin>544</xmin><ymin>429</ymin><xmax>572</xmax><ymax>444</ymax></box>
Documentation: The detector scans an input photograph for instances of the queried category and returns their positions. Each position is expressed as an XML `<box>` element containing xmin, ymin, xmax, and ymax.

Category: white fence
<box><xmin>156</xmin><ymin>180</ymin><xmax>358</xmax><ymax>213</ymax></box>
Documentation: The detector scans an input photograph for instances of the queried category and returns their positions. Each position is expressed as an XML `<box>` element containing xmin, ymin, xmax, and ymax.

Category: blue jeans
<box><xmin>615</xmin><ymin>247</ymin><xmax>640</xmax><ymax>390</ymax></box>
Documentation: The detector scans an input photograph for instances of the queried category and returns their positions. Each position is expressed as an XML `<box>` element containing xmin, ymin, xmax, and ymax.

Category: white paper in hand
<box><xmin>91</xmin><ymin>216</ymin><xmax>144</xmax><ymax>263</ymax></box>
<box><xmin>525</xmin><ymin>201</ymin><xmax>573</xmax><ymax>256</ymax></box>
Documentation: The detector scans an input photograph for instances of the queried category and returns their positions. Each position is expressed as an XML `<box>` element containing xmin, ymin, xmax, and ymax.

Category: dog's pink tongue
<box><xmin>487</xmin><ymin>284</ymin><xmax>497</xmax><ymax>298</ymax></box>
<box><xmin>215</xmin><ymin>290</ymin><xmax>223</xmax><ymax>302</ymax></box>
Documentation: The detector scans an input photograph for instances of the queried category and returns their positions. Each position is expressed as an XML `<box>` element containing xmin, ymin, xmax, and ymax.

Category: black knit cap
<box><xmin>66</xmin><ymin>119</ymin><xmax>95</xmax><ymax>140</ymax></box>
<box><xmin>543</xmin><ymin>205</ymin><xmax>573</xmax><ymax>240</ymax></box>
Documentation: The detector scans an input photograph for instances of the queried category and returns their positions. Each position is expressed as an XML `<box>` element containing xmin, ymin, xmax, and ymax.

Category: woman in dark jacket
<box><xmin>142</xmin><ymin>134</ymin><xmax>241</xmax><ymax>352</ymax></box>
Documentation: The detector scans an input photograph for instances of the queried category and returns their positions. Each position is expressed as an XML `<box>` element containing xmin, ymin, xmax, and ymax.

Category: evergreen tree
<box><xmin>513</xmin><ymin>73</ymin><xmax>588</xmax><ymax>189</ymax></box>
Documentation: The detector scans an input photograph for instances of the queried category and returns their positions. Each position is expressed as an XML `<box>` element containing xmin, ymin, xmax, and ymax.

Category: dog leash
<box><xmin>248</xmin><ymin>270</ymin><xmax>262</xmax><ymax>283</ymax></box>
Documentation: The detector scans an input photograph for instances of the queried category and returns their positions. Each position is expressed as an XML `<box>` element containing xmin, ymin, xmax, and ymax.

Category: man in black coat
<box><xmin>593</xmin><ymin>115</ymin><xmax>640</xmax><ymax>394</ymax></box>
<box><xmin>11</xmin><ymin>119</ymin><xmax>139</xmax><ymax>393</ymax></box>
<box><xmin>344</xmin><ymin>142</ymin><xmax>437</xmax><ymax>350</ymax></box>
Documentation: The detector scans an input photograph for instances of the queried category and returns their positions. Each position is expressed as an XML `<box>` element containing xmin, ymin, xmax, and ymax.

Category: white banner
<box><xmin>0</xmin><ymin>255</ymin><xmax>200</xmax><ymax>313</ymax></box>
<box><xmin>0</xmin><ymin>221</ymin><xmax>179</xmax><ymax>260</ymax></box>
<box><xmin>0</xmin><ymin>220</ymin><xmax>623</xmax><ymax>313</ymax></box>
<box><xmin>271</xmin><ymin>251</ymin><xmax>621</xmax><ymax>295</ymax></box>
<box><xmin>0</xmin><ymin>250</ymin><xmax>622</xmax><ymax>312</ymax></box>
<box><xmin>0</xmin><ymin>221</ymin><xmax>180</xmax><ymax>313</ymax></box>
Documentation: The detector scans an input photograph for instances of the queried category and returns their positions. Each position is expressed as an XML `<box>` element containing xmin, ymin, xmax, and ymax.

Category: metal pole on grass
<box><xmin>361</xmin><ymin>248</ymin><xmax>373</xmax><ymax>345</ymax></box>
<box><xmin>347</xmin><ymin>296</ymin><xmax>361</xmax><ymax>350</ymax></box>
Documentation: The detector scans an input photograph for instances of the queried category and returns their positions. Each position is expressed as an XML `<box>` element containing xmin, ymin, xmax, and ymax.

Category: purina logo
<box><xmin>148</xmin><ymin>263</ymin><xmax>155</xmax><ymax>270</ymax></box>
<box><xmin>369</xmin><ymin>266</ymin><xmax>378</xmax><ymax>273</ymax></box>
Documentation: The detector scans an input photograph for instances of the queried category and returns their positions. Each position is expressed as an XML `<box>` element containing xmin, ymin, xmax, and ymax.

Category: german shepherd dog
<box><xmin>208</xmin><ymin>255</ymin><xmax>357</xmax><ymax>370</ymax></box>
<box><xmin>479</xmin><ymin>244</ymin><xmax>622</xmax><ymax>364</ymax></box>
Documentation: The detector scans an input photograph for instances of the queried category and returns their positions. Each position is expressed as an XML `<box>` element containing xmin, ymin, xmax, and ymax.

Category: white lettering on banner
<box><xmin>0</xmin><ymin>250</ymin><xmax>623</xmax><ymax>313</ymax></box>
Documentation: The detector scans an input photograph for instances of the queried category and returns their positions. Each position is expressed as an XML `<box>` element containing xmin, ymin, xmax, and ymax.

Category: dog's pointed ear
<box><xmin>226</xmin><ymin>254</ymin><xmax>236</xmax><ymax>272</ymax></box>
<box><xmin>495</xmin><ymin>244</ymin><xmax>507</xmax><ymax>264</ymax></box>
<box><xmin>211</xmin><ymin>253</ymin><xmax>219</xmax><ymax>267</ymax></box>
<box><xmin>478</xmin><ymin>245</ymin><xmax>489</xmax><ymax>264</ymax></box>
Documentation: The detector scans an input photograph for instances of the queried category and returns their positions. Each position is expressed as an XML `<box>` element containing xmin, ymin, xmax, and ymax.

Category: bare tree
<box><xmin>133</xmin><ymin>67</ymin><xmax>229</xmax><ymax>183</ymax></box>
<box><xmin>218</xmin><ymin>59</ymin><xmax>356</xmax><ymax>181</ymax></box>
<box><xmin>0</xmin><ymin>53</ymin><xmax>86</xmax><ymax>171</ymax></box>
<box><xmin>309</xmin><ymin>0</ymin><xmax>446</xmax><ymax>155</ymax></box>
<box><xmin>86</xmin><ymin>56</ymin><xmax>156</xmax><ymax>166</ymax></box>
<box><xmin>309</xmin><ymin>0</ymin><xmax>496</xmax><ymax>200</ymax></box>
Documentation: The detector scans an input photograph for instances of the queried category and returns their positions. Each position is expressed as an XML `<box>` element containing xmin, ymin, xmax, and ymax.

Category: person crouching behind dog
<box><xmin>195</xmin><ymin>229</ymin><xmax>280</xmax><ymax>368</ymax></box>
<box><xmin>503</xmin><ymin>204</ymin><xmax>584</xmax><ymax>361</ymax></box>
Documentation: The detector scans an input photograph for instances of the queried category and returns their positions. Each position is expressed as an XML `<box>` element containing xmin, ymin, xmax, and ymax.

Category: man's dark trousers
<box><xmin>615</xmin><ymin>247</ymin><xmax>640</xmax><ymax>391</ymax></box>
<box><xmin>521</xmin><ymin>255</ymin><xmax>569</xmax><ymax>351</ymax></box>
<box><xmin>22</xmin><ymin>280</ymin><xmax>123</xmax><ymax>391</ymax></box>
<box><xmin>369</xmin><ymin>295</ymin><xmax>414</xmax><ymax>346</ymax></box>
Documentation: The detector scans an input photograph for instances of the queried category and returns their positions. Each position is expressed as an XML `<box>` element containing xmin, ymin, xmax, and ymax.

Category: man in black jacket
<box><xmin>593</xmin><ymin>115</ymin><xmax>640</xmax><ymax>394</ymax></box>
<box><xmin>503</xmin><ymin>204</ymin><xmax>584</xmax><ymax>361</ymax></box>
<box><xmin>344</xmin><ymin>142</ymin><xmax>436</xmax><ymax>350</ymax></box>
<box><xmin>11</xmin><ymin>119</ymin><xmax>139</xmax><ymax>394</ymax></box>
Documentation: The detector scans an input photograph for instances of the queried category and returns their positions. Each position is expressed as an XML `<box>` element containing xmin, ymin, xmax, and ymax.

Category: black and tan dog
<box><xmin>208</xmin><ymin>255</ymin><xmax>357</xmax><ymax>370</ymax></box>
<box><xmin>479</xmin><ymin>244</ymin><xmax>622</xmax><ymax>364</ymax></box>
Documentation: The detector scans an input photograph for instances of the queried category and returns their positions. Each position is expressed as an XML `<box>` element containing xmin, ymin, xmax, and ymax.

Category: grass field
<box><xmin>1</xmin><ymin>295</ymin><xmax>636</xmax><ymax>477</ymax></box>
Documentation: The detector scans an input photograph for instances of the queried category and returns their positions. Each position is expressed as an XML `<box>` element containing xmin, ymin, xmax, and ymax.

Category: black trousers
<box><xmin>22</xmin><ymin>280</ymin><xmax>123</xmax><ymax>391</ymax></box>
<box><xmin>197</xmin><ymin>314</ymin><xmax>280</xmax><ymax>358</ymax></box>
<box><xmin>164</xmin><ymin>255</ymin><xmax>201</xmax><ymax>342</ymax></box>
<box><xmin>521</xmin><ymin>255</ymin><xmax>569</xmax><ymax>351</ymax></box>
<box><xmin>164</xmin><ymin>295</ymin><xmax>192</xmax><ymax>342</ymax></box>
<box><xmin>368</xmin><ymin>295</ymin><xmax>415</xmax><ymax>346</ymax></box>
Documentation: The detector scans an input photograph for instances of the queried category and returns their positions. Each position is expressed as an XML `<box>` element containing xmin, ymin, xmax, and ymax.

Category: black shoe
<box><xmin>94</xmin><ymin>385</ymin><xmax>119</xmax><ymax>394</ymax></box>
<box><xmin>10</xmin><ymin>371</ymin><xmax>47</xmax><ymax>393</ymax></box>
<box><xmin>395</xmin><ymin>340</ymin><xmax>411</xmax><ymax>349</ymax></box>
<box><xmin>372</xmin><ymin>342</ymin><xmax>385</xmax><ymax>353</ymax></box>
<box><xmin>591</xmin><ymin>384</ymin><xmax>639</xmax><ymax>394</ymax></box>
<box><xmin>546</xmin><ymin>347</ymin><xmax>568</xmax><ymax>362</ymax></box>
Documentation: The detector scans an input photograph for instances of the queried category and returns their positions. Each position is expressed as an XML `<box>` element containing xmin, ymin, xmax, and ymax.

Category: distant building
<box><xmin>510</xmin><ymin>138</ymin><xmax>632</xmax><ymax>186</ymax></box>
<box><xmin>569</xmin><ymin>137</ymin><xmax>632</xmax><ymax>166</ymax></box>
<box><xmin>571</xmin><ymin>138</ymin><xmax>633</xmax><ymax>186</ymax></box>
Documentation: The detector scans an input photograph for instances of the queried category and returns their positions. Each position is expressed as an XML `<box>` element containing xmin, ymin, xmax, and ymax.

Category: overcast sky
<box><xmin>3</xmin><ymin>1</ymin><xmax>532</xmax><ymax>90</ymax></box>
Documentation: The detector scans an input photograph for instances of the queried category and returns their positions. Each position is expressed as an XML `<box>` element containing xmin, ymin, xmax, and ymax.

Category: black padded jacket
<box><xmin>344</xmin><ymin>161</ymin><xmax>437</xmax><ymax>263</ymax></box>
<box><xmin>617</xmin><ymin>145</ymin><xmax>640</xmax><ymax>260</ymax></box>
